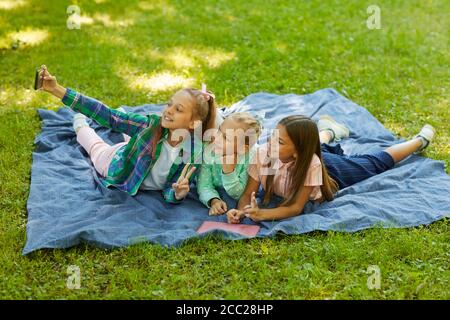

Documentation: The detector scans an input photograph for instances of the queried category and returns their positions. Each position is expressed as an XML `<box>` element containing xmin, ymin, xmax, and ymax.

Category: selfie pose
<box><xmin>37</xmin><ymin>65</ymin><xmax>217</xmax><ymax>202</ymax></box>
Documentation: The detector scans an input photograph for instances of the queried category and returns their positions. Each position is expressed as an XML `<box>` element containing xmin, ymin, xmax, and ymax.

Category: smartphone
<box><xmin>34</xmin><ymin>68</ymin><xmax>43</xmax><ymax>90</ymax></box>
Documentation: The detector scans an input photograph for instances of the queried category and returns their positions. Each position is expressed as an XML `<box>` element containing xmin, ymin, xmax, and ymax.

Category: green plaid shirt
<box><xmin>62</xmin><ymin>88</ymin><xmax>203</xmax><ymax>203</ymax></box>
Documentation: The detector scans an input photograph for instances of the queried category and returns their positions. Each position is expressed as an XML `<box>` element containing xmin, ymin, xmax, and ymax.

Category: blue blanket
<box><xmin>23</xmin><ymin>89</ymin><xmax>449</xmax><ymax>255</ymax></box>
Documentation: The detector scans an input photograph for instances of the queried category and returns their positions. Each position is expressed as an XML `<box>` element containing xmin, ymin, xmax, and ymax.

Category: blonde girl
<box><xmin>197</xmin><ymin>112</ymin><xmax>261</xmax><ymax>215</ymax></box>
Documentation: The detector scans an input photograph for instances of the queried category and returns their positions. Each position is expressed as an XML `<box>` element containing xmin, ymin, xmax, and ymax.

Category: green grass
<box><xmin>0</xmin><ymin>0</ymin><xmax>449</xmax><ymax>299</ymax></box>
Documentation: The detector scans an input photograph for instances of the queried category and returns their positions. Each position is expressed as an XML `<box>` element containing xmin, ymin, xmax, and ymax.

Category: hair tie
<box><xmin>201</xmin><ymin>83</ymin><xmax>215</xmax><ymax>101</ymax></box>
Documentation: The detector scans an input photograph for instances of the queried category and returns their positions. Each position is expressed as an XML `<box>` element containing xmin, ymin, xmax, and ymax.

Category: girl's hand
<box><xmin>39</xmin><ymin>65</ymin><xmax>58</xmax><ymax>93</ymax></box>
<box><xmin>209</xmin><ymin>198</ymin><xmax>228</xmax><ymax>216</ymax></box>
<box><xmin>243</xmin><ymin>192</ymin><xmax>263</xmax><ymax>222</ymax></box>
<box><xmin>38</xmin><ymin>65</ymin><xmax>66</xmax><ymax>99</ymax></box>
<box><xmin>172</xmin><ymin>164</ymin><xmax>196</xmax><ymax>200</ymax></box>
<box><xmin>209</xmin><ymin>198</ymin><xmax>227</xmax><ymax>216</ymax></box>
<box><xmin>226</xmin><ymin>209</ymin><xmax>245</xmax><ymax>224</ymax></box>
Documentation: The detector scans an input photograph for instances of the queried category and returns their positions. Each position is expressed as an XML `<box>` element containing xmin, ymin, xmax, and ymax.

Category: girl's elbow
<box><xmin>291</xmin><ymin>204</ymin><xmax>305</xmax><ymax>216</ymax></box>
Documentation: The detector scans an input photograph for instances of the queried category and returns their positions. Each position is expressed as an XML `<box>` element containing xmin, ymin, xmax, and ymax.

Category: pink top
<box><xmin>248</xmin><ymin>144</ymin><xmax>323</xmax><ymax>201</ymax></box>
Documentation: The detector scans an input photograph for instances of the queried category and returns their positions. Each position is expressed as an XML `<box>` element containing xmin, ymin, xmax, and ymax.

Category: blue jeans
<box><xmin>321</xmin><ymin>143</ymin><xmax>395</xmax><ymax>189</ymax></box>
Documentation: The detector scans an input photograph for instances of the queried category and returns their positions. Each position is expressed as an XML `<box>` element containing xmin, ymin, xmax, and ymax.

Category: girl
<box><xmin>38</xmin><ymin>65</ymin><xmax>217</xmax><ymax>203</ymax></box>
<box><xmin>227</xmin><ymin>115</ymin><xmax>435</xmax><ymax>222</ymax></box>
<box><xmin>197</xmin><ymin>112</ymin><xmax>261</xmax><ymax>215</ymax></box>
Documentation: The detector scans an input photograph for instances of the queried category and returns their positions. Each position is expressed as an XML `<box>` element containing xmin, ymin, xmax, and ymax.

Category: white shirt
<box><xmin>140</xmin><ymin>140</ymin><xmax>182</xmax><ymax>191</ymax></box>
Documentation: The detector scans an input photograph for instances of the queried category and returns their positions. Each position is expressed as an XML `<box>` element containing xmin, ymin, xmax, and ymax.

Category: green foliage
<box><xmin>0</xmin><ymin>0</ymin><xmax>448</xmax><ymax>299</ymax></box>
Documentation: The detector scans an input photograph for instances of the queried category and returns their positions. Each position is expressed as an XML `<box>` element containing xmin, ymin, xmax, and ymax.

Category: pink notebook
<box><xmin>197</xmin><ymin>221</ymin><xmax>260</xmax><ymax>237</ymax></box>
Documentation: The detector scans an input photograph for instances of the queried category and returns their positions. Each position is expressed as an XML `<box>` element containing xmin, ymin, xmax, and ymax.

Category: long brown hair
<box><xmin>263</xmin><ymin>115</ymin><xmax>339</xmax><ymax>206</ymax></box>
<box><xmin>183</xmin><ymin>88</ymin><xmax>217</xmax><ymax>134</ymax></box>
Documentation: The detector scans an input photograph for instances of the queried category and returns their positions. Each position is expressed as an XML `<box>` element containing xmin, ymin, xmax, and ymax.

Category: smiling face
<box><xmin>213</xmin><ymin>117</ymin><xmax>255</xmax><ymax>157</ymax></box>
<box><xmin>161</xmin><ymin>90</ymin><xmax>197</xmax><ymax>130</ymax></box>
<box><xmin>268</xmin><ymin>124</ymin><xmax>297</xmax><ymax>163</ymax></box>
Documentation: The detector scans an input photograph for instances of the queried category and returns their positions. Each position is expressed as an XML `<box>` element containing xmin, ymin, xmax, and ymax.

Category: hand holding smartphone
<box><xmin>34</xmin><ymin>67</ymin><xmax>44</xmax><ymax>90</ymax></box>
<box><xmin>33</xmin><ymin>65</ymin><xmax>67</xmax><ymax>98</ymax></box>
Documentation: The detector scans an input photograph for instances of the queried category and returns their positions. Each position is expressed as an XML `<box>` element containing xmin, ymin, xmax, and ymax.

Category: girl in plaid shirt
<box><xmin>38</xmin><ymin>65</ymin><xmax>217</xmax><ymax>203</ymax></box>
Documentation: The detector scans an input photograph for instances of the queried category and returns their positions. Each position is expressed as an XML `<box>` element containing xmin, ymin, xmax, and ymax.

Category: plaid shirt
<box><xmin>62</xmin><ymin>88</ymin><xmax>203</xmax><ymax>203</ymax></box>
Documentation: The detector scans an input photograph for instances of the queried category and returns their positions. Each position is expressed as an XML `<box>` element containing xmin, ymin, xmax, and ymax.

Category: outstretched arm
<box><xmin>38</xmin><ymin>65</ymin><xmax>151</xmax><ymax>136</ymax></box>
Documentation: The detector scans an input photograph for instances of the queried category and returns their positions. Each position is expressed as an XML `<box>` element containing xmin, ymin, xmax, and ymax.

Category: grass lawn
<box><xmin>0</xmin><ymin>0</ymin><xmax>449</xmax><ymax>299</ymax></box>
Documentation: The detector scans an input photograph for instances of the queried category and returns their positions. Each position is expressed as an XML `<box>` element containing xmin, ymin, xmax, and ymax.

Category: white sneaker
<box><xmin>73</xmin><ymin>113</ymin><xmax>89</xmax><ymax>133</ymax></box>
<box><xmin>414</xmin><ymin>124</ymin><xmax>435</xmax><ymax>152</ymax></box>
<box><xmin>317</xmin><ymin>115</ymin><xmax>350</xmax><ymax>142</ymax></box>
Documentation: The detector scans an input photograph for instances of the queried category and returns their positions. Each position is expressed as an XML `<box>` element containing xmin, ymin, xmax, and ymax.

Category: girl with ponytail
<box><xmin>38</xmin><ymin>65</ymin><xmax>218</xmax><ymax>203</ymax></box>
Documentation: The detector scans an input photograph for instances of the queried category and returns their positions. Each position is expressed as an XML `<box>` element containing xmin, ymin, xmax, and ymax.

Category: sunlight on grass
<box><xmin>67</xmin><ymin>13</ymin><xmax>134</xmax><ymax>29</ymax></box>
<box><xmin>67</xmin><ymin>14</ymin><xmax>95</xmax><ymax>27</ymax></box>
<box><xmin>131</xmin><ymin>72</ymin><xmax>194</xmax><ymax>92</ymax></box>
<box><xmin>93</xmin><ymin>32</ymin><xmax>128</xmax><ymax>46</ymax></box>
<box><xmin>93</xmin><ymin>13</ymin><xmax>134</xmax><ymax>28</ymax></box>
<box><xmin>0</xmin><ymin>87</ymin><xmax>36</xmax><ymax>108</ymax></box>
<box><xmin>138</xmin><ymin>47</ymin><xmax>236</xmax><ymax>70</ymax></box>
<box><xmin>167</xmin><ymin>50</ymin><xmax>196</xmax><ymax>68</ymax></box>
<box><xmin>0</xmin><ymin>87</ymin><xmax>58</xmax><ymax>111</ymax></box>
<box><xmin>384</xmin><ymin>122</ymin><xmax>409</xmax><ymax>138</ymax></box>
<box><xmin>0</xmin><ymin>28</ymin><xmax>49</xmax><ymax>49</ymax></box>
<box><xmin>119</xmin><ymin>67</ymin><xmax>195</xmax><ymax>93</ymax></box>
<box><xmin>138</xmin><ymin>0</ymin><xmax>176</xmax><ymax>17</ymax></box>
<box><xmin>0</xmin><ymin>0</ymin><xmax>27</xmax><ymax>10</ymax></box>
<box><xmin>11</xmin><ymin>29</ymin><xmax>49</xmax><ymax>46</ymax></box>
<box><xmin>0</xmin><ymin>86</ymin><xmax>57</xmax><ymax>111</ymax></box>
<box><xmin>204</xmin><ymin>50</ymin><xmax>236</xmax><ymax>68</ymax></box>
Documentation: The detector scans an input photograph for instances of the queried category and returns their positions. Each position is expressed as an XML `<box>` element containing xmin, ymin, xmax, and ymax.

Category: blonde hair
<box><xmin>226</xmin><ymin>112</ymin><xmax>262</xmax><ymax>146</ymax></box>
